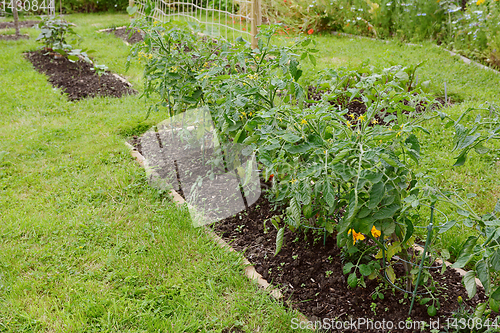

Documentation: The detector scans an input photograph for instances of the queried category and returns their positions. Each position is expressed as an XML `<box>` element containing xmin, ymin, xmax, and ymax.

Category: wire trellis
<box><xmin>133</xmin><ymin>0</ymin><xmax>261</xmax><ymax>47</ymax></box>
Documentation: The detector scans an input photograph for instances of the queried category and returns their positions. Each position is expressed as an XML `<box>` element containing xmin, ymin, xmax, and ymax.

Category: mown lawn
<box><xmin>0</xmin><ymin>14</ymin><xmax>308</xmax><ymax>333</ymax></box>
<box><xmin>294</xmin><ymin>33</ymin><xmax>500</xmax><ymax>256</ymax></box>
<box><xmin>1</xmin><ymin>13</ymin><xmax>500</xmax><ymax>332</ymax></box>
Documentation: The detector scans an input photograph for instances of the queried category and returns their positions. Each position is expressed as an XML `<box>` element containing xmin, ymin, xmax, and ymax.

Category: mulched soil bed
<box><xmin>0</xmin><ymin>20</ymin><xmax>39</xmax><ymax>29</ymax></box>
<box><xmin>25</xmin><ymin>50</ymin><xmax>136</xmax><ymax>101</ymax></box>
<box><xmin>107</xmin><ymin>27</ymin><xmax>143</xmax><ymax>44</ymax></box>
<box><xmin>210</xmin><ymin>192</ymin><xmax>490</xmax><ymax>332</ymax></box>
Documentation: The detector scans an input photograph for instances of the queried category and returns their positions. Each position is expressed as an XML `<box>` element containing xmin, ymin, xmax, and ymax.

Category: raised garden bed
<box><xmin>129</xmin><ymin>130</ymin><xmax>490</xmax><ymax>333</ymax></box>
<box><xmin>25</xmin><ymin>50</ymin><xmax>136</xmax><ymax>101</ymax></box>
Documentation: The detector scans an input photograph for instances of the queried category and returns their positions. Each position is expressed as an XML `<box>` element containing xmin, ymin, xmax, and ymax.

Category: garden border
<box><xmin>97</xmin><ymin>26</ymin><xmax>132</xmax><ymax>46</ymax></box>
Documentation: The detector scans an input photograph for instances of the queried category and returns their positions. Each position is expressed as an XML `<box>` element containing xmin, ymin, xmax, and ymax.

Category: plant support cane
<box><xmin>408</xmin><ymin>206</ymin><xmax>434</xmax><ymax>316</ymax></box>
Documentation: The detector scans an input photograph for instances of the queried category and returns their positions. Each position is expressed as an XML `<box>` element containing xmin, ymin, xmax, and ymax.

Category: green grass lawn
<box><xmin>1</xmin><ymin>12</ymin><xmax>500</xmax><ymax>332</ymax></box>
<box><xmin>0</xmin><ymin>13</ymin><xmax>308</xmax><ymax>333</ymax></box>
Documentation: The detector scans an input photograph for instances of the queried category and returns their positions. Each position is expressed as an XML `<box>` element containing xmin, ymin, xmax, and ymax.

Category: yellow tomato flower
<box><xmin>397</xmin><ymin>131</ymin><xmax>402</xmax><ymax>137</ymax></box>
<box><xmin>348</xmin><ymin>229</ymin><xmax>365</xmax><ymax>245</ymax></box>
<box><xmin>358</xmin><ymin>114</ymin><xmax>366</xmax><ymax>122</ymax></box>
<box><xmin>290</xmin><ymin>178</ymin><xmax>297</xmax><ymax>184</ymax></box>
<box><xmin>477</xmin><ymin>0</ymin><xmax>485</xmax><ymax>4</ymax></box>
<box><xmin>348</xmin><ymin>113</ymin><xmax>356</xmax><ymax>119</ymax></box>
<box><xmin>371</xmin><ymin>118</ymin><xmax>379</xmax><ymax>124</ymax></box>
<box><xmin>301</xmin><ymin>119</ymin><xmax>307</xmax><ymax>125</ymax></box>
<box><xmin>346</xmin><ymin>121</ymin><xmax>352</xmax><ymax>127</ymax></box>
<box><xmin>371</xmin><ymin>226</ymin><xmax>381</xmax><ymax>238</ymax></box>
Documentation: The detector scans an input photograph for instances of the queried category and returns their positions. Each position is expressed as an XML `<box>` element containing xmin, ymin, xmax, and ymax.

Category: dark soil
<box><xmin>306</xmin><ymin>85</ymin><xmax>448</xmax><ymax>127</ymax></box>
<box><xmin>211</xmin><ymin>191</ymin><xmax>490</xmax><ymax>332</ymax></box>
<box><xmin>107</xmin><ymin>27</ymin><xmax>143</xmax><ymax>44</ymax></box>
<box><xmin>25</xmin><ymin>50</ymin><xmax>136</xmax><ymax>101</ymax></box>
<box><xmin>0</xmin><ymin>20</ymin><xmax>39</xmax><ymax>29</ymax></box>
<box><xmin>0</xmin><ymin>33</ymin><xmax>29</xmax><ymax>41</ymax></box>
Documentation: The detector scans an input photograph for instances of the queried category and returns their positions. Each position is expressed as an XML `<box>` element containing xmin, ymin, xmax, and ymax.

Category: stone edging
<box><xmin>96</xmin><ymin>26</ymin><xmax>131</xmax><ymax>46</ymax></box>
<box><xmin>112</xmin><ymin>73</ymin><xmax>133</xmax><ymax>87</ymax></box>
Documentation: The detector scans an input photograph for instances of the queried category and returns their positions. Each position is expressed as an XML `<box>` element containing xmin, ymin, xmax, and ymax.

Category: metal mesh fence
<box><xmin>133</xmin><ymin>0</ymin><xmax>261</xmax><ymax>47</ymax></box>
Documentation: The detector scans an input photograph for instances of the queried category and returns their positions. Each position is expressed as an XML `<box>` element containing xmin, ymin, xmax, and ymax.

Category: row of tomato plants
<box><xmin>127</xmin><ymin>19</ymin><xmax>500</xmax><ymax>321</ymax></box>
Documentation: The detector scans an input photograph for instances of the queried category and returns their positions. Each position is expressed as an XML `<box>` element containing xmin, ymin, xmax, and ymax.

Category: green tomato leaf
<box><xmin>343</xmin><ymin>262</ymin><xmax>354</xmax><ymax>275</ymax></box>
<box><xmin>491</xmin><ymin>286</ymin><xmax>500</xmax><ymax>301</ymax></box>
<box><xmin>427</xmin><ymin>305</ymin><xmax>437</xmax><ymax>317</ymax></box>
<box><xmin>347</xmin><ymin>272</ymin><xmax>358</xmax><ymax>288</ymax></box>
<box><xmin>490</xmin><ymin>249</ymin><xmax>500</xmax><ymax>271</ymax></box>
<box><xmin>419</xmin><ymin>297</ymin><xmax>432</xmax><ymax>305</ymax></box>
<box><xmin>275</xmin><ymin>227</ymin><xmax>285</xmax><ymax>256</ymax></box>
<box><xmin>368</xmin><ymin>182</ymin><xmax>385</xmax><ymax>209</ymax></box>
<box><xmin>282</xmin><ymin>133</ymin><xmax>301</xmax><ymax>143</ymax></box>
<box><xmin>452</xmin><ymin>236</ymin><xmax>478</xmax><ymax>268</ymax></box>
<box><xmin>475</xmin><ymin>259</ymin><xmax>490</xmax><ymax>294</ymax></box>
<box><xmin>474</xmin><ymin>302</ymin><xmax>487</xmax><ymax>319</ymax></box>
<box><xmin>359</xmin><ymin>264</ymin><xmax>372</xmax><ymax>277</ymax></box>
<box><xmin>463</xmin><ymin>270</ymin><xmax>477</xmax><ymax>299</ymax></box>
<box><xmin>373</xmin><ymin>204</ymin><xmax>399</xmax><ymax>220</ymax></box>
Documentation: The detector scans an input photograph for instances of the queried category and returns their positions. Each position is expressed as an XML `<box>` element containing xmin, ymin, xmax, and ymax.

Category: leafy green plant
<box><xmin>35</xmin><ymin>16</ymin><xmax>108</xmax><ymax>73</ymax></box>
<box><xmin>36</xmin><ymin>16</ymin><xmax>80</xmax><ymax>55</ymax></box>
<box><xmin>91</xmin><ymin>63</ymin><xmax>109</xmax><ymax>84</ymax></box>
<box><xmin>127</xmin><ymin>19</ymin><xmax>219</xmax><ymax>116</ymax></box>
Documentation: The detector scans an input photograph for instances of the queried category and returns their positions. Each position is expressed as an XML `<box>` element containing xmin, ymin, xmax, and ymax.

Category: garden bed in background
<box><xmin>25</xmin><ymin>50</ymin><xmax>136</xmax><ymax>101</ymax></box>
<box><xmin>0</xmin><ymin>34</ymin><xmax>29</xmax><ymax>41</ymax></box>
<box><xmin>211</xmin><ymin>191</ymin><xmax>488</xmax><ymax>332</ymax></box>
<box><xmin>0</xmin><ymin>20</ymin><xmax>39</xmax><ymax>29</ymax></box>
<box><xmin>101</xmin><ymin>26</ymin><xmax>143</xmax><ymax>44</ymax></box>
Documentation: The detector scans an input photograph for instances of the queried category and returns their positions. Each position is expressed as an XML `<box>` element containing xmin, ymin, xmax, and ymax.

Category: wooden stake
<box><xmin>250</xmin><ymin>0</ymin><xmax>261</xmax><ymax>49</ymax></box>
